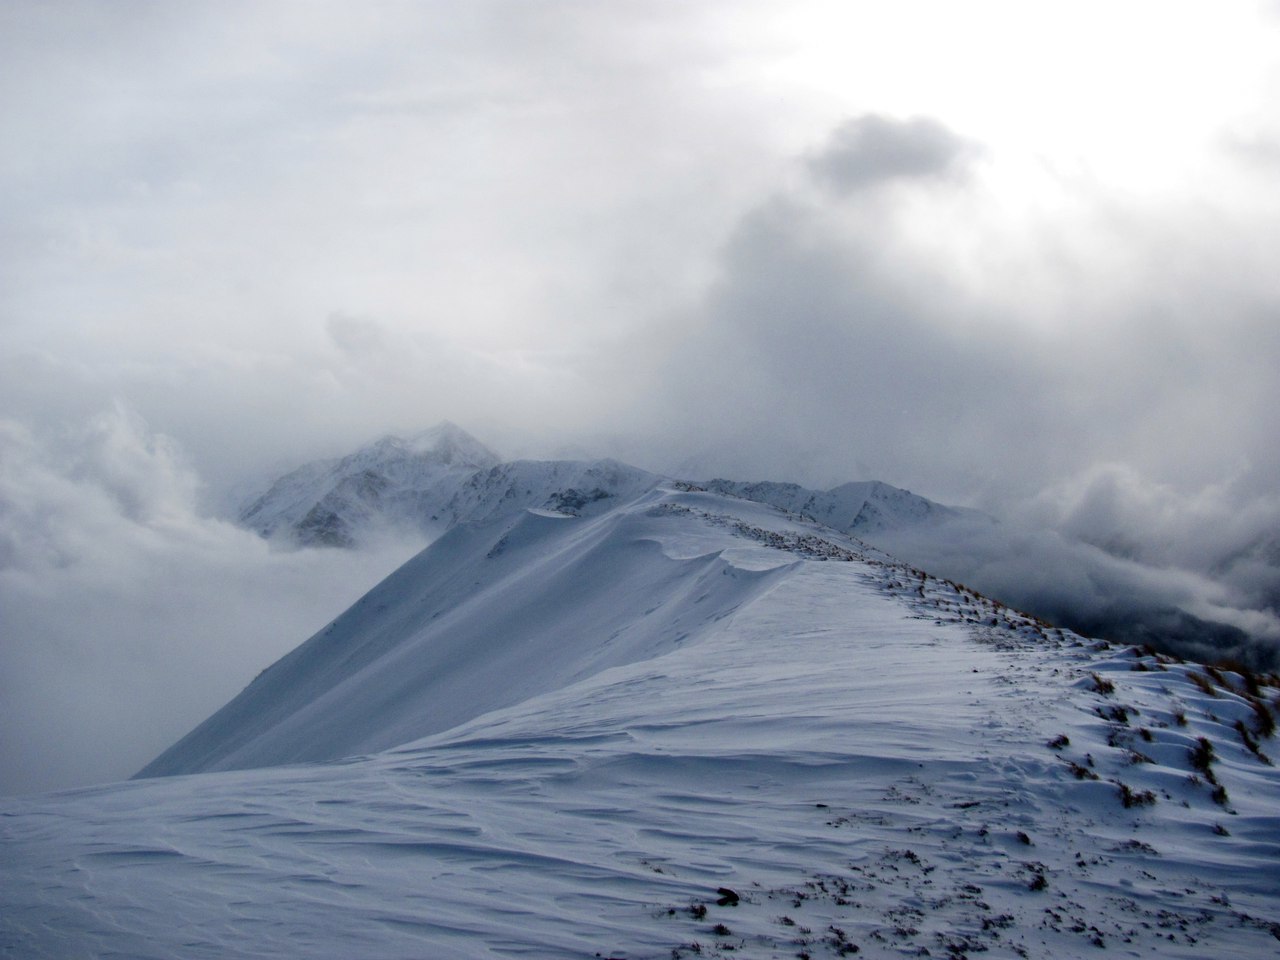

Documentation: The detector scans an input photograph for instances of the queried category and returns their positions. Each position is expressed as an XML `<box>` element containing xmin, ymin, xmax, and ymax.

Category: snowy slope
<box><xmin>4</xmin><ymin>486</ymin><xmax>1280</xmax><ymax>959</ymax></box>
<box><xmin>239</xmin><ymin>421</ymin><xmax>501</xmax><ymax>546</ymax></box>
<box><xmin>139</xmin><ymin>482</ymin><xmax>751</xmax><ymax>778</ymax></box>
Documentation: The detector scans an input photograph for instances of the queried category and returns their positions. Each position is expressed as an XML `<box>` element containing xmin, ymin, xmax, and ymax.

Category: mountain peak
<box><xmin>238</xmin><ymin>422</ymin><xmax>501</xmax><ymax>546</ymax></box>
<box><xmin>236</xmin><ymin>430</ymin><xmax>661</xmax><ymax>548</ymax></box>
<box><xmin>402</xmin><ymin>420</ymin><xmax>499</xmax><ymax>464</ymax></box>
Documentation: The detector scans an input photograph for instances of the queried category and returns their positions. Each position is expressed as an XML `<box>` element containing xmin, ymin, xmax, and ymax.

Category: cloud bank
<box><xmin>635</xmin><ymin>112</ymin><xmax>1280</xmax><ymax>665</ymax></box>
<box><xmin>0</xmin><ymin>408</ymin><xmax>423</xmax><ymax>795</ymax></box>
<box><xmin>4</xmin><ymin>3</ymin><xmax>1280</xmax><ymax>791</ymax></box>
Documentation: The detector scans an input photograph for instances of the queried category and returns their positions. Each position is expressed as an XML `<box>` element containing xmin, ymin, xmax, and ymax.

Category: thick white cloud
<box><xmin>630</xmin><ymin>110</ymin><xmax>1280</xmax><ymax>666</ymax></box>
<box><xmin>0</xmin><ymin>408</ymin><xmax>423</xmax><ymax>795</ymax></box>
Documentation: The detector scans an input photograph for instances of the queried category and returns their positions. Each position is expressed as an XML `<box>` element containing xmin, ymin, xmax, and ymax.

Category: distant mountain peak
<box><xmin>236</xmin><ymin>423</ymin><xmax>980</xmax><ymax>556</ymax></box>
<box><xmin>237</xmin><ymin>422</ymin><xmax>501</xmax><ymax>546</ymax></box>
<box><xmin>402</xmin><ymin>420</ymin><xmax>499</xmax><ymax>462</ymax></box>
<box><xmin>236</xmin><ymin>427</ymin><xmax>663</xmax><ymax>548</ymax></box>
<box><xmin>699</xmin><ymin>476</ymin><xmax>978</xmax><ymax>537</ymax></box>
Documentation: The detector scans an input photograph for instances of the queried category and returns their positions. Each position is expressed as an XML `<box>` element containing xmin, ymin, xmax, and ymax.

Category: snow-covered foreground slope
<box><xmin>4</xmin><ymin>487</ymin><xmax>1280</xmax><ymax>958</ymax></box>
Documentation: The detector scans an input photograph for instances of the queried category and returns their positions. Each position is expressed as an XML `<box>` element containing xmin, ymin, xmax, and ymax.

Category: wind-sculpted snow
<box><xmin>139</xmin><ymin>486</ymin><xmax>766</xmax><ymax>777</ymax></box>
<box><xmin>4</xmin><ymin>487</ymin><xmax>1280</xmax><ymax>958</ymax></box>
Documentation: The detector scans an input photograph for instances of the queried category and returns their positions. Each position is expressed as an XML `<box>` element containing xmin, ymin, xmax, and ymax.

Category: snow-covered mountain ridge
<box><xmin>698</xmin><ymin>477</ymin><xmax>982</xmax><ymax>537</ymax></box>
<box><xmin>139</xmin><ymin>485</ymin><xmax>773</xmax><ymax>778</ymax></box>
<box><xmin>235</xmin><ymin>423</ymin><xmax>973</xmax><ymax>550</ymax></box>
<box><xmin>4</xmin><ymin>480</ymin><xmax>1279</xmax><ymax>958</ymax></box>
<box><xmin>142</xmin><ymin>480</ymin><xmax>973</xmax><ymax>780</ymax></box>
<box><xmin>239</xmin><ymin>421</ymin><xmax>503</xmax><ymax>547</ymax></box>
<box><xmin>234</xmin><ymin>425</ymin><xmax>1275</xmax><ymax>670</ymax></box>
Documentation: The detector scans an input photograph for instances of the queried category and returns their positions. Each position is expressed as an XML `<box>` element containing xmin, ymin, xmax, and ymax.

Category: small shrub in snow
<box><xmin>1098</xmin><ymin>704</ymin><xmax>1130</xmax><ymax>725</ymax></box>
<box><xmin>1067</xmin><ymin>761</ymin><xmax>1099</xmax><ymax>781</ymax></box>
<box><xmin>1117</xmin><ymin>782</ymin><xmax>1157</xmax><ymax>808</ymax></box>
<box><xmin>1090</xmin><ymin>672</ymin><xmax>1116</xmax><ymax>696</ymax></box>
<box><xmin>1214</xmin><ymin>658</ymin><xmax>1261</xmax><ymax>696</ymax></box>
<box><xmin>1189</xmin><ymin>672</ymin><xmax>1220</xmax><ymax>698</ymax></box>
<box><xmin>1234</xmin><ymin>720</ymin><xmax>1271</xmax><ymax>764</ymax></box>
<box><xmin>1189</xmin><ymin>737</ymin><xmax>1218</xmax><ymax>783</ymax></box>
<box><xmin>826</xmin><ymin>926</ymin><xmax>858</xmax><ymax>956</ymax></box>
<box><xmin>1249</xmin><ymin>697</ymin><xmax>1277</xmax><ymax>738</ymax></box>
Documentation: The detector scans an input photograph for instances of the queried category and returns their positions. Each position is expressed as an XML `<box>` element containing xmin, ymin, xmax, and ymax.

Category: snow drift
<box><xmin>139</xmin><ymin>487</ymin><xmax>783</xmax><ymax>777</ymax></box>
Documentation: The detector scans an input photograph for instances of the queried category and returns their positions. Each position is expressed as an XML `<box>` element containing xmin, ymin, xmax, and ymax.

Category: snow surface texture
<box><xmin>4</xmin><ymin>485</ymin><xmax>1280</xmax><ymax>958</ymax></box>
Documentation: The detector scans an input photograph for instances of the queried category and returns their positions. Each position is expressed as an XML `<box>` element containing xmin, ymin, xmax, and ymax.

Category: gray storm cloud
<box><xmin>637</xmin><ymin>112</ymin><xmax>1280</xmax><ymax>666</ymax></box>
<box><xmin>808</xmin><ymin>115</ymin><xmax>976</xmax><ymax>193</ymax></box>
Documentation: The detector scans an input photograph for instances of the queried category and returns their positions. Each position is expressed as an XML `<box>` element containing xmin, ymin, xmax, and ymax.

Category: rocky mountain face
<box><xmin>238</xmin><ymin>422</ymin><xmax>502</xmax><ymax>547</ymax></box>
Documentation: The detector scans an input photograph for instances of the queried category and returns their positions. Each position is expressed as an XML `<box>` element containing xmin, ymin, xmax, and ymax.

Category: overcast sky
<box><xmin>4</xmin><ymin>1</ymin><xmax>1280</xmax><ymax>793</ymax></box>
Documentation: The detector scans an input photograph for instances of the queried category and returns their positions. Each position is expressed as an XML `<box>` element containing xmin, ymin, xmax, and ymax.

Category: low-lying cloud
<box><xmin>876</xmin><ymin>508</ymin><xmax>1279</xmax><ymax>670</ymax></box>
<box><xmin>0</xmin><ymin>408</ymin><xmax>424</xmax><ymax>795</ymax></box>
